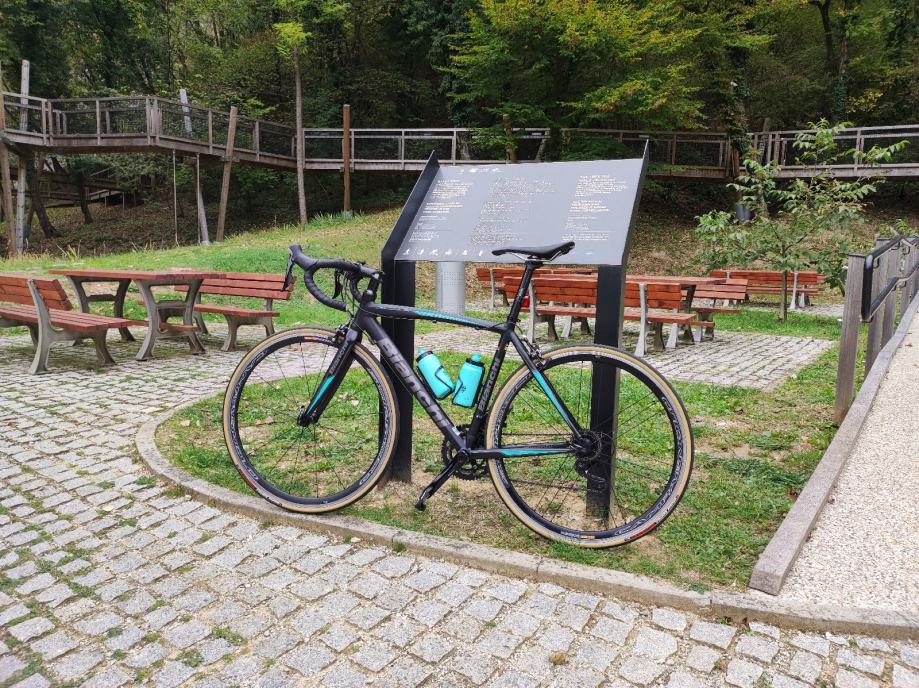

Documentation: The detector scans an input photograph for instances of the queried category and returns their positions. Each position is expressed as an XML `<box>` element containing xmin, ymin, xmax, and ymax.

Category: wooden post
<box><xmin>215</xmin><ymin>106</ymin><xmax>238</xmax><ymax>242</ymax></box>
<box><xmin>834</xmin><ymin>254</ymin><xmax>865</xmax><ymax>423</ymax></box>
<box><xmin>503</xmin><ymin>114</ymin><xmax>518</xmax><ymax>163</ymax></box>
<box><xmin>293</xmin><ymin>46</ymin><xmax>307</xmax><ymax>224</ymax></box>
<box><xmin>342</xmin><ymin>104</ymin><xmax>352</xmax><ymax>216</ymax></box>
<box><xmin>0</xmin><ymin>84</ymin><xmax>17</xmax><ymax>257</ymax></box>
<box><xmin>192</xmin><ymin>154</ymin><xmax>210</xmax><ymax>245</ymax></box>
<box><xmin>15</xmin><ymin>60</ymin><xmax>30</xmax><ymax>253</ymax></box>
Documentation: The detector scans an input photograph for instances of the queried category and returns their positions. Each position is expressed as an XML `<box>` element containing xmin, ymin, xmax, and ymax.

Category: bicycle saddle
<box><xmin>491</xmin><ymin>241</ymin><xmax>575</xmax><ymax>261</ymax></box>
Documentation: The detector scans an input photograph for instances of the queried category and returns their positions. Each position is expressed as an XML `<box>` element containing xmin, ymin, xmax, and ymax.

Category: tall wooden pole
<box><xmin>342</xmin><ymin>104</ymin><xmax>352</xmax><ymax>216</ymax></box>
<box><xmin>215</xmin><ymin>106</ymin><xmax>237</xmax><ymax>242</ymax></box>
<box><xmin>15</xmin><ymin>60</ymin><xmax>30</xmax><ymax>253</ymax></box>
<box><xmin>192</xmin><ymin>154</ymin><xmax>210</xmax><ymax>245</ymax></box>
<box><xmin>0</xmin><ymin>69</ymin><xmax>17</xmax><ymax>257</ymax></box>
<box><xmin>293</xmin><ymin>46</ymin><xmax>307</xmax><ymax>225</ymax></box>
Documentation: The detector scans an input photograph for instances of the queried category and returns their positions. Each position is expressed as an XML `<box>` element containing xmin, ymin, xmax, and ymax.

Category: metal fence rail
<box><xmin>835</xmin><ymin>236</ymin><xmax>919</xmax><ymax>422</ymax></box>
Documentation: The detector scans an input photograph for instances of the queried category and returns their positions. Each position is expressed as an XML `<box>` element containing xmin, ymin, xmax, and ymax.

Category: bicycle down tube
<box><xmin>299</xmin><ymin>291</ymin><xmax>584</xmax><ymax>461</ymax></box>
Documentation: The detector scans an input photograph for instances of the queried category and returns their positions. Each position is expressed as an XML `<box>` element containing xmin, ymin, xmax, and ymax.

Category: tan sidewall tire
<box><xmin>222</xmin><ymin>326</ymin><xmax>398</xmax><ymax>513</ymax></box>
<box><xmin>485</xmin><ymin>344</ymin><xmax>693</xmax><ymax>548</ymax></box>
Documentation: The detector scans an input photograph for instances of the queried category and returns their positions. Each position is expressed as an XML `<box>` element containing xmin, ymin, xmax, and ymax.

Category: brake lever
<box><xmin>333</xmin><ymin>269</ymin><xmax>344</xmax><ymax>300</ymax></box>
<box><xmin>282</xmin><ymin>254</ymin><xmax>295</xmax><ymax>290</ymax></box>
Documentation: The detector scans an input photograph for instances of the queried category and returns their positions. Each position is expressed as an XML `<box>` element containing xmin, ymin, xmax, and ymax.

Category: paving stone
<box><xmin>285</xmin><ymin>646</ymin><xmax>335</xmax><ymax>678</ymax></box>
<box><xmin>0</xmin><ymin>656</ymin><xmax>26</xmax><ymax>682</ymax></box>
<box><xmin>154</xmin><ymin>660</ymin><xmax>196</xmax><ymax>688</ymax></box>
<box><xmin>163</xmin><ymin>618</ymin><xmax>210</xmax><ymax>648</ymax></box>
<box><xmin>352</xmin><ymin>641</ymin><xmax>397</xmax><ymax>672</ymax></box>
<box><xmin>689</xmin><ymin>620</ymin><xmax>736</xmax><ymax>649</ymax></box>
<box><xmin>618</xmin><ymin>656</ymin><xmax>666</xmax><ymax>685</ymax></box>
<box><xmin>633</xmin><ymin>627</ymin><xmax>679</xmax><ymax>661</ymax></box>
<box><xmin>686</xmin><ymin>644</ymin><xmax>721</xmax><ymax>673</ymax></box>
<box><xmin>893</xmin><ymin>664</ymin><xmax>919</xmax><ymax>688</ymax></box>
<box><xmin>31</xmin><ymin>630</ymin><xmax>79</xmax><ymax>660</ymax></box>
<box><xmin>838</xmin><ymin>648</ymin><xmax>885</xmax><ymax>676</ymax></box>
<box><xmin>786</xmin><ymin>631</ymin><xmax>829</xmax><ymax>658</ymax></box>
<box><xmin>735</xmin><ymin>634</ymin><xmax>779</xmax><ymax>663</ymax></box>
<box><xmin>409</xmin><ymin>633</ymin><xmax>455</xmax><ymax>662</ymax></box>
<box><xmin>652</xmin><ymin>607</ymin><xmax>688</xmax><ymax>632</ymax></box>
<box><xmin>725</xmin><ymin>658</ymin><xmax>764</xmax><ymax>687</ymax></box>
<box><xmin>788</xmin><ymin>650</ymin><xmax>822</xmax><ymax>683</ymax></box>
<box><xmin>9</xmin><ymin>616</ymin><xmax>54</xmax><ymax>642</ymax></box>
<box><xmin>835</xmin><ymin>668</ymin><xmax>879</xmax><ymax>688</ymax></box>
<box><xmin>50</xmin><ymin>649</ymin><xmax>104</xmax><ymax>682</ymax></box>
<box><xmin>82</xmin><ymin>666</ymin><xmax>132</xmax><ymax>688</ymax></box>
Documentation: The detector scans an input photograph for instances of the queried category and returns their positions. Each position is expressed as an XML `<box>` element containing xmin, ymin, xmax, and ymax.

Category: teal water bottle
<box><xmin>452</xmin><ymin>354</ymin><xmax>485</xmax><ymax>407</ymax></box>
<box><xmin>416</xmin><ymin>349</ymin><xmax>454</xmax><ymax>399</ymax></box>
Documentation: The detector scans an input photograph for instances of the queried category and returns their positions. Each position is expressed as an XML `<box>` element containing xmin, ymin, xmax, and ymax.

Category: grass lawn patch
<box><xmin>157</xmin><ymin>339</ymin><xmax>846</xmax><ymax>592</ymax></box>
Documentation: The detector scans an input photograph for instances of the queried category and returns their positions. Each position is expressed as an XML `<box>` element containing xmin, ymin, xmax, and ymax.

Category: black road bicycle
<box><xmin>222</xmin><ymin>241</ymin><xmax>693</xmax><ymax>547</ymax></box>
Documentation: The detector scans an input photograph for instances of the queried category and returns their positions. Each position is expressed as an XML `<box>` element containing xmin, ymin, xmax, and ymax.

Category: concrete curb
<box><xmin>749</xmin><ymin>292</ymin><xmax>919</xmax><ymax>596</ymax></box>
<box><xmin>136</xmin><ymin>403</ymin><xmax>919</xmax><ymax>639</ymax></box>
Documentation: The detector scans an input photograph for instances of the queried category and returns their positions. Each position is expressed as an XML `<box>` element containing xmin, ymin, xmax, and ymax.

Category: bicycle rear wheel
<box><xmin>223</xmin><ymin>327</ymin><xmax>398</xmax><ymax>513</ymax></box>
<box><xmin>486</xmin><ymin>344</ymin><xmax>692</xmax><ymax>547</ymax></box>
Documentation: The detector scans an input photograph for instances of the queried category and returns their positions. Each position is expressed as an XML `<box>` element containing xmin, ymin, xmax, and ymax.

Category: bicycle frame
<box><xmin>300</xmin><ymin>261</ymin><xmax>586</xmax><ymax>460</ymax></box>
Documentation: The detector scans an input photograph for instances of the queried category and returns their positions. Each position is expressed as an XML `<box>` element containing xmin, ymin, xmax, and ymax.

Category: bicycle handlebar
<box><xmin>287</xmin><ymin>244</ymin><xmax>379</xmax><ymax>312</ymax></box>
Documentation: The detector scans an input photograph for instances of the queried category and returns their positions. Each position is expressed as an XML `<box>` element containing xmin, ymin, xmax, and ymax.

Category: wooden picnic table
<box><xmin>48</xmin><ymin>269</ymin><xmax>226</xmax><ymax>361</ymax></box>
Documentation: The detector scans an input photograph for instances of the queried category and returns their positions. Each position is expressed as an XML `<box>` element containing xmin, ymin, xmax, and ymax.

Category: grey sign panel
<box><xmin>394</xmin><ymin>159</ymin><xmax>645</xmax><ymax>265</ymax></box>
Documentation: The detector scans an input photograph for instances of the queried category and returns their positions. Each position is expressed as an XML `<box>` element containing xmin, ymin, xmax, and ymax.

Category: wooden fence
<box><xmin>835</xmin><ymin>237</ymin><xmax>919</xmax><ymax>422</ymax></box>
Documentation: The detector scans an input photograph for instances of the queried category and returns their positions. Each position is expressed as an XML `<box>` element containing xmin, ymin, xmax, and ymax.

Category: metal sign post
<box><xmin>379</xmin><ymin>153</ymin><xmax>648</xmax><ymax>518</ymax></box>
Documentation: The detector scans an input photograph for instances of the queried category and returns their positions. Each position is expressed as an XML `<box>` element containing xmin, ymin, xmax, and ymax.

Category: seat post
<box><xmin>507</xmin><ymin>260</ymin><xmax>542</xmax><ymax>324</ymax></box>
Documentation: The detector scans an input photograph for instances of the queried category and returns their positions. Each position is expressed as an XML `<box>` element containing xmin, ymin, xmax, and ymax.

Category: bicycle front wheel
<box><xmin>223</xmin><ymin>327</ymin><xmax>398</xmax><ymax>513</ymax></box>
<box><xmin>486</xmin><ymin>344</ymin><xmax>692</xmax><ymax>548</ymax></box>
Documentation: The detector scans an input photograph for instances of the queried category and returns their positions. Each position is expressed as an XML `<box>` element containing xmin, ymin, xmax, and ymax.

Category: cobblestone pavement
<box><xmin>2</xmin><ymin>332</ymin><xmax>915</xmax><ymax>688</ymax></box>
<box><xmin>779</xmin><ymin>310</ymin><xmax>919</xmax><ymax>615</ymax></box>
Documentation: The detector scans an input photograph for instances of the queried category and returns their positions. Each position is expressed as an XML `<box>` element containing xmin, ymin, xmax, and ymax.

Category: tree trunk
<box><xmin>811</xmin><ymin>0</ymin><xmax>837</xmax><ymax>74</ymax></box>
<box><xmin>293</xmin><ymin>45</ymin><xmax>307</xmax><ymax>224</ymax></box>
<box><xmin>26</xmin><ymin>157</ymin><xmax>55</xmax><ymax>237</ymax></box>
<box><xmin>77</xmin><ymin>177</ymin><xmax>94</xmax><ymax>224</ymax></box>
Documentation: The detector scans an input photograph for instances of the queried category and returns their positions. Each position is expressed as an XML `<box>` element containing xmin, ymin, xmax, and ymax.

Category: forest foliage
<box><xmin>2</xmin><ymin>0</ymin><xmax>918</xmax><ymax>132</ymax></box>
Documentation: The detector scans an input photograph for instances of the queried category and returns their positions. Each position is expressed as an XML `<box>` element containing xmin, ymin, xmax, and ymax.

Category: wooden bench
<box><xmin>503</xmin><ymin>275</ymin><xmax>709</xmax><ymax>356</ymax></box>
<box><xmin>0</xmin><ymin>274</ymin><xmax>144</xmax><ymax>373</ymax></box>
<box><xmin>476</xmin><ymin>265</ymin><xmax>594</xmax><ymax>307</ymax></box>
<box><xmin>710</xmin><ymin>269</ymin><xmax>825</xmax><ymax>309</ymax></box>
<box><xmin>682</xmin><ymin>278</ymin><xmax>748</xmax><ymax>340</ymax></box>
<box><xmin>172</xmin><ymin>272</ymin><xmax>294</xmax><ymax>351</ymax></box>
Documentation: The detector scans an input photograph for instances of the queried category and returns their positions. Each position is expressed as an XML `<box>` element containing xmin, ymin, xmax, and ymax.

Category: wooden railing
<box><xmin>752</xmin><ymin>125</ymin><xmax>919</xmax><ymax>177</ymax></box>
<box><xmin>2</xmin><ymin>92</ymin><xmax>917</xmax><ymax>178</ymax></box>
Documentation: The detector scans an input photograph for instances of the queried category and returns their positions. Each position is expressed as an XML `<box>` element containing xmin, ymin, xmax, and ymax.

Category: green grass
<box><xmin>0</xmin><ymin>210</ymin><xmax>450</xmax><ymax>334</ymax></box>
<box><xmin>713</xmin><ymin>308</ymin><xmax>843</xmax><ymax>339</ymax></box>
<box><xmin>157</xmin><ymin>340</ymin><xmax>847</xmax><ymax>591</ymax></box>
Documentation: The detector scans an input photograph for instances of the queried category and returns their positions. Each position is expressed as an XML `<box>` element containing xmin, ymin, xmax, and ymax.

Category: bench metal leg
<box><xmin>136</xmin><ymin>283</ymin><xmax>162</xmax><ymax>361</ymax></box>
<box><xmin>667</xmin><ymin>321</ymin><xmax>679</xmax><ymax>349</ymax></box>
<box><xmin>222</xmin><ymin>318</ymin><xmax>241</xmax><ymax>352</ymax></box>
<box><xmin>545</xmin><ymin>315</ymin><xmax>558</xmax><ymax>342</ymax></box>
<box><xmin>29</xmin><ymin>327</ymin><xmax>54</xmax><ymax>375</ymax></box>
<box><xmin>112</xmin><ymin>280</ymin><xmax>136</xmax><ymax>342</ymax></box>
<box><xmin>91</xmin><ymin>332</ymin><xmax>116</xmax><ymax>366</ymax></box>
<box><xmin>653</xmin><ymin>323</ymin><xmax>666</xmax><ymax>351</ymax></box>
<box><xmin>194</xmin><ymin>312</ymin><xmax>209</xmax><ymax>335</ymax></box>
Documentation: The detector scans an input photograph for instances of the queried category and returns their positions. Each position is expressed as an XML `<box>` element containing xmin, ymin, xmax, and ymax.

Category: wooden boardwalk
<box><xmin>2</xmin><ymin>92</ymin><xmax>919</xmax><ymax>180</ymax></box>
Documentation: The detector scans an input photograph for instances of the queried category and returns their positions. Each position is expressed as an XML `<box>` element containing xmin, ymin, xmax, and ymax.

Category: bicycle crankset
<box><xmin>441</xmin><ymin>425</ymin><xmax>488</xmax><ymax>480</ymax></box>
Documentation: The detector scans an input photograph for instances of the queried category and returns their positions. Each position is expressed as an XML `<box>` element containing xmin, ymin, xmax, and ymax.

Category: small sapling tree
<box><xmin>696</xmin><ymin>120</ymin><xmax>907</xmax><ymax>320</ymax></box>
